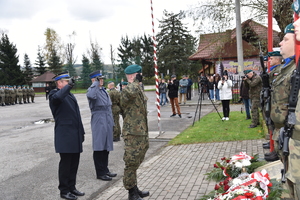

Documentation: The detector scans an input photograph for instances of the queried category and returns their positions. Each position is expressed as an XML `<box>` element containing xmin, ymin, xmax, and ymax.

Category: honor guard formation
<box><xmin>0</xmin><ymin>85</ymin><xmax>35</xmax><ymax>106</ymax></box>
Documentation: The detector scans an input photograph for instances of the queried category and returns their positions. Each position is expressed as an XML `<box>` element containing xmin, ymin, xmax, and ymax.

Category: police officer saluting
<box><xmin>49</xmin><ymin>71</ymin><xmax>85</xmax><ymax>200</ymax></box>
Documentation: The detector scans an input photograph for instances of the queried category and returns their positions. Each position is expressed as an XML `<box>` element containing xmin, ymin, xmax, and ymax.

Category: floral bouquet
<box><xmin>200</xmin><ymin>152</ymin><xmax>284</xmax><ymax>200</ymax></box>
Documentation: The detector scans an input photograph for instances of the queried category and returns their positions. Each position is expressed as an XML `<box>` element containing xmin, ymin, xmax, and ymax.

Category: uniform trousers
<box><xmin>93</xmin><ymin>150</ymin><xmax>109</xmax><ymax>177</ymax></box>
<box><xmin>58</xmin><ymin>153</ymin><xmax>80</xmax><ymax>195</ymax></box>
<box><xmin>123</xmin><ymin>135</ymin><xmax>149</xmax><ymax>190</ymax></box>
<box><xmin>250</xmin><ymin>98</ymin><xmax>260</xmax><ymax>125</ymax></box>
<box><xmin>170</xmin><ymin>97</ymin><xmax>181</xmax><ymax>115</ymax></box>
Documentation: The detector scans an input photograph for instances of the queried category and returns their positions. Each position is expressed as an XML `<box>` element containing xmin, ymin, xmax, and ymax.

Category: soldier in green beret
<box><xmin>120</xmin><ymin>64</ymin><xmax>149</xmax><ymax>200</ymax></box>
<box><xmin>267</xmin><ymin>51</ymin><xmax>282</xmax><ymax>72</ymax></box>
<box><xmin>29</xmin><ymin>86</ymin><xmax>35</xmax><ymax>103</ymax></box>
<box><xmin>5</xmin><ymin>85</ymin><xmax>9</xmax><ymax>105</ymax></box>
<box><xmin>22</xmin><ymin>85</ymin><xmax>27</xmax><ymax>103</ymax></box>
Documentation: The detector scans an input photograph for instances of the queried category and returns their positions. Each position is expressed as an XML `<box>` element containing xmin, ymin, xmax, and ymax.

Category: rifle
<box><xmin>258</xmin><ymin>42</ymin><xmax>272</xmax><ymax>128</ymax></box>
<box><xmin>119</xmin><ymin>81</ymin><xmax>122</xmax><ymax>92</ymax></box>
<box><xmin>279</xmin><ymin>56</ymin><xmax>300</xmax><ymax>183</ymax></box>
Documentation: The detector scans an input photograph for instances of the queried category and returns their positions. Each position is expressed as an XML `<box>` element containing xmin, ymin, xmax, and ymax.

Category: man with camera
<box><xmin>243</xmin><ymin>69</ymin><xmax>262</xmax><ymax>128</ymax></box>
<box><xmin>87</xmin><ymin>71</ymin><xmax>116</xmax><ymax>182</ymax></box>
<box><xmin>120</xmin><ymin>64</ymin><xmax>149</xmax><ymax>200</ymax></box>
<box><xmin>49</xmin><ymin>71</ymin><xmax>85</xmax><ymax>200</ymax></box>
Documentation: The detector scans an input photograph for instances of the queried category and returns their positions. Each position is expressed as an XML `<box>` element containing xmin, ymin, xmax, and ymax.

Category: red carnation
<box><xmin>221</xmin><ymin>157</ymin><xmax>226</xmax><ymax>160</ymax></box>
<box><xmin>214</xmin><ymin>184</ymin><xmax>220</xmax><ymax>190</ymax></box>
<box><xmin>226</xmin><ymin>159</ymin><xmax>230</xmax><ymax>163</ymax></box>
<box><xmin>244</xmin><ymin>192</ymin><xmax>254</xmax><ymax>198</ymax></box>
<box><xmin>221</xmin><ymin>167</ymin><xmax>225</xmax><ymax>170</ymax></box>
<box><xmin>214</xmin><ymin>164</ymin><xmax>219</xmax><ymax>168</ymax></box>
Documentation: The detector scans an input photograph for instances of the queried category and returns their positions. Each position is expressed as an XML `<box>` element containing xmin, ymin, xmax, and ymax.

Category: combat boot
<box><xmin>128</xmin><ymin>186</ymin><xmax>143</xmax><ymax>200</ymax></box>
<box><xmin>137</xmin><ymin>186</ymin><xmax>149</xmax><ymax>197</ymax></box>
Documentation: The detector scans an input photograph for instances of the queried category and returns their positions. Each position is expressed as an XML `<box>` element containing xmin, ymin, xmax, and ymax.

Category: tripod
<box><xmin>192</xmin><ymin>84</ymin><xmax>223</xmax><ymax>126</ymax></box>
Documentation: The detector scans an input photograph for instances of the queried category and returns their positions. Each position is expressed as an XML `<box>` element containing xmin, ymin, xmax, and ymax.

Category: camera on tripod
<box><xmin>200</xmin><ymin>76</ymin><xmax>208</xmax><ymax>84</ymax></box>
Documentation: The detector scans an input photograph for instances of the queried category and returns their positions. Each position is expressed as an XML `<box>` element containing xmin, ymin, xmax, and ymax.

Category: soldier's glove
<box><xmin>68</xmin><ymin>77</ymin><xmax>75</xmax><ymax>87</ymax></box>
<box><xmin>136</xmin><ymin>73</ymin><xmax>143</xmax><ymax>82</ymax></box>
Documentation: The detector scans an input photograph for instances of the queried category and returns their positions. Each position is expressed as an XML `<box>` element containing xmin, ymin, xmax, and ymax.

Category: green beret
<box><xmin>124</xmin><ymin>64</ymin><xmax>142</xmax><ymax>74</ymax></box>
<box><xmin>284</xmin><ymin>23</ymin><xmax>294</xmax><ymax>34</ymax></box>
<box><xmin>244</xmin><ymin>70</ymin><xmax>253</xmax><ymax>74</ymax></box>
<box><xmin>292</xmin><ymin>0</ymin><xmax>300</xmax><ymax>15</ymax></box>
<box><xmin>107</xmin><ymin>81</ymin><xmax>113</xmax><ymax>84</ymax></box>
<box><xmin>121</xmin><ymin>82</ymin><xmax>128</xmax><ymax>85</ymax></box>
<box><xmin>268</xmin><ymin>51</ymin><xmax>281</xmax><ymax>57</ymax></box>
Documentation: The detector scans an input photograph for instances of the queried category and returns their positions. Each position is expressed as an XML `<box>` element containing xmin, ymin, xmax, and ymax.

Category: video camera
<box><xmin>200</xmin><ymin>76</ymin><xmax>208</xmax><ymax>84</ymax></box>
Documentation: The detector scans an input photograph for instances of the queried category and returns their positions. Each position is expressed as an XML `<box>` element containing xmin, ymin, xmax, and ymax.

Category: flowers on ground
<box><xmin>201</xmin><ymin>152</ymin><xmax>284</xmax><ymax>200</ymax></box>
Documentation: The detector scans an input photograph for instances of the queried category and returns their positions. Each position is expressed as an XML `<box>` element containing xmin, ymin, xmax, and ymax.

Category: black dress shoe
<box><xmin>71</xmin><ymin>189</ymin><xmax>85</xmax><ymax>196</ymax></box>
<box><xmin>263</xmin><ymin>141</ymin><xmax>270</xmax><ymax>146</ymax></box>
<box><xmin>107</xmin><ymin>172</ymin><xmax>117</xmax><ymax>177</ymax></box>
<box><xmin>178</xmin><ymin>114</ymin><xmax>182</xmax><ymax>118</ymax></box>
<box><xmin>60</xmin><ymin>192</ymin><xmax>78</xmax><ymax>200</ymax></box>
<box><xmin>97</xmin><ymin>175</ymin><xmax>112</xmax><ymax>181</ymax></box>
<box><xmin>170</xmin><ymin>114</ymin><xmax>176</xmax><ymax>117</ymax></box>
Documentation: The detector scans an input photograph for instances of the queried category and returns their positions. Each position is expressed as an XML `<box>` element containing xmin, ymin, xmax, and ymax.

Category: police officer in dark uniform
<box><xmin>49</xmin><ymin>72</ymin><xmax>85</xmax><ymax>200</ymax></box>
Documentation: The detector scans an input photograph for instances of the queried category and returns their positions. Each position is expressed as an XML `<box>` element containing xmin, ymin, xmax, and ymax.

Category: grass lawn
<box><xmin>168</xmin><ymin>111</ymin><xmax>265</xmax><ymax>145</ymax></box>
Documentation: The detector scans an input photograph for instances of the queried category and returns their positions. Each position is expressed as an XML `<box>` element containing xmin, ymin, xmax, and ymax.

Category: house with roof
<box><xmin>189</xmin><ymin>19</ymin><xmax>281</xmax><ymax>76</ymax></box>
<box><xmin>30</xmin><ymin>71</ymin><xmax>56</xmax><ymax>92</ymax></box>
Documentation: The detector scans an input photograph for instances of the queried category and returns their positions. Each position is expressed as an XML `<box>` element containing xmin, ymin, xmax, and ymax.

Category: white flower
<box><xmin>232</xmin><ymin>178</ymin><xmax>242</xmax><ymax>185</ymax></box>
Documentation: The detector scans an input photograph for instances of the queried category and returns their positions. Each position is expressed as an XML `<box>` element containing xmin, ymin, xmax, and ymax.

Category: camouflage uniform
<box><xmin>26</xmin><ymin>86</ymin><xmax>30</xmax><ymax>103</ymax></box>
<box><xmin>244</xmin><ymin>72</ymin><xmax>262</xmax><ymax>126</ymax></box>
<box><xmin>270</xmin><ymin>58</ymin><xmax>295</xmax><ymax>159</ymax></box>
<box><xmin>22</xmin><ymin>86</ymin><xmax>27</xmax><ymax>103</ymax></box>
<box><xmin>5</xmin><ymin>86</ymin><xmax>9</xmax><ymax>105</ymax></box>
<box><xmin>0</xmin><ymin>86</ymin><xmax>5</xmax><ymax>106</ymax></box>
<box><xmin>108</xmin><ymin>87</ymin><xmax>121</xmax><ymax>141</ymax></box>
<box><xmin>29</xmin><ymin>87</ymin><xmax>35</xmax><ymax>103</ymax></box>
<box><xmin>120</xmin><ymin>79</ymin><xmax>149</xmax><ymax>190</ymax></box>
<box><xmin>10</xmin><ymin>86</ymin><xmax>16</xmax><ymax>105</ymax></box>
<box><xmin>16</xmin><ymin>86</ymin><xmax>23</xmax><ymax>104</ymax></box>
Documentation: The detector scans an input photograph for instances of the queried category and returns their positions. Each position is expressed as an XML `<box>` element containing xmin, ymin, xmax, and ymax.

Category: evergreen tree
<box><xmin>23</xmin><ymin>53</ymin><xmax>34</xmax><ymax>85</ymax></box>
<box><xmin>48</xmin><ymin>48</ymin><xmax>63</xmax><ymax>74</ymax></box>
<box><xmin>140</xmin><ymin>34</ymin><xmax>154</xmax><ymax>79</ymax></box>
<box><xmin>88</xmin><ymin>40</ymin><xmax>104</xmax><ymax>73</ymax></box>
<box><xmin>81</xmin><ymin>54</ymin><xmax>92</xmax><ymax>89</ymax></box>
<box><xmin>0</xmin><ymin>33</ymin><xmax>24</xmax><ymax>85</ymax></box>
<box><xmin>117</xmin><ymin>35</ymin><xmax>134</xmax><ymax>77</ymax></box>
<box><xmin>35</xmin><ymin>46</ymin><xmax>47</xmax><ymax>76</ymax></box>
<box><xmin>156</xmin><ymin>11</ymin><xmax>197</xmax><ymax>76</ymax></box>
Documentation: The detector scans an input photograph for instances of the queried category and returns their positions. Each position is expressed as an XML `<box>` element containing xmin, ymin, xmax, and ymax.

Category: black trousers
<box><xmin>58</xmin><ymin>153</ymin><xmax>80</xmax><ymax>195</ymax></box>
<box><xmin>186</xmin><ymin>86</ymin><xmax>192</xmax><ymax>100</ymax></box>
<box><xmin>221</xmin><ymin>100</ymin><xmax>230</xmax><ymax>117</ymax></box>
<box><xmin>93</xmin><ymin>150</ymin><xmax>109</xmax><ymax>177</ymax></box>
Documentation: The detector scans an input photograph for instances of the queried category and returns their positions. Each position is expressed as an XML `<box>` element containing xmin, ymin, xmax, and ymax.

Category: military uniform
<box><xmin>270</xmin><ymin>57</ymin><xmax>295</xmax><ymax>159</ymax></box>
<box><xmin>0</xmin><ymin>86</ymin><xmax>5</xmax><ymax>106</ymax></box>
<box><xmin>5</xmin><ymin>86</ymin><xmax>10</xmax><ymax>105</ymax></box>
<box><xmin>25</xmin><ymin>86</ymin><xmax>30</xmax><ymax>103</ymax></box>
<box><xmin>121</xmin><ymin>64</ymin><xmax>149</xmax><ymax>200</ymax></box>
<box><xmin>16</xmin><ymin>86</ymin><xmax>23</xmax><ymax>104</ymax></box>
<box><xmin>29</xmin><ymin>87</ymin><xmax>35</xmax><ymax>103</ymax></box>
<box><xmin>108</xmin><ymin>87</ymin><xmax>121</xmax><ymax>141</ymax></box>
<box><xmin>10</xmin><ymin>86</ymin><xmax>16</xmax><ymax>105</ymax></box>
<box><xmin>244</xmin><ymin>71</ymin><xmax>262</xmax><ymax>127</ymax></box>
<box><xmin>22</xmin><ymin>86</ymin><xmax>27</xmax><ymax>103</ymax></box>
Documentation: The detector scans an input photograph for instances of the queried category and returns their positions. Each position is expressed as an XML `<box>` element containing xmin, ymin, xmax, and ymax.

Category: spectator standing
<box><xmin>217</xmin><ymin>71</ymin><xmax>232</xmax><ymax>120</ymax></box>
<box><xmin>186</xmin><ymin>75</ymin><xmax>193</xmax><ymax>100</ymax></box>
<box><xmin>240</xmin><ymin>79</ymin><xmax>251</xmax><ymax>120</ymax></box>
<box><xmin>215</xmin><ymin>74</ymin><xmax>221</xmax><ymax>100</ymax></box>
<box><xmin>207</xmin><ymin>76</ymin><xmax>215</xmax><ymax>100</ymax></box>
<box><xmin>179</xmin><ymin>75</ymin><xmax>188</xmax><ymax>104</ymax></box>
<box><xmin>168</xmin><ymin>75</ymin><xmax>181</xmax><ymax>118</ymax></box>
<box><xmin>243</xmin><ymin>70</ymin><xmax>262</xmax><ymax>128</ymax></box>
<box><xmin>159</xmin><ymin>79</ymin><xmax>168</xmax><ymax>106</ymax></box>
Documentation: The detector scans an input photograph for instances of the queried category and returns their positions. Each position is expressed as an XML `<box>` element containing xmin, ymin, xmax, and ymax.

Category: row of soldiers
<box><xmin>0</xmin><ymin>85</ymin><xmax>35</xmax><ymax>106</ymax></box>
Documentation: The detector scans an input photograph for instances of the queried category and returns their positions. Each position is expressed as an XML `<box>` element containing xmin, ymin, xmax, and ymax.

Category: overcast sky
<box><xmin>0</xmin><ymin>0</ymin><xmax>198</xmax><ymax>66</ymax></box>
